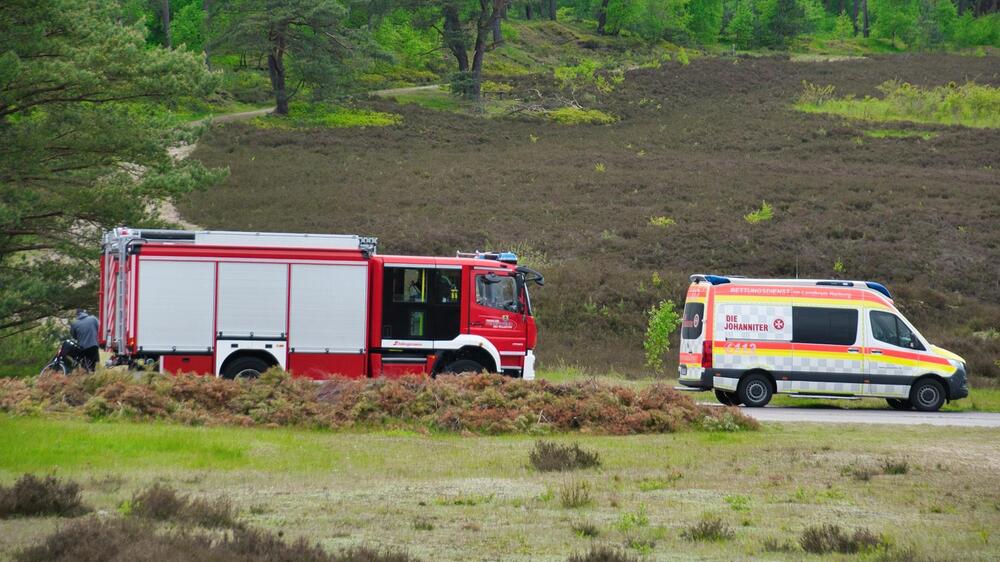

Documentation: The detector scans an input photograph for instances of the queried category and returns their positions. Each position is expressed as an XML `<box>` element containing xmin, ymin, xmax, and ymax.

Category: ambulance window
<box><xmin>476</xmin><ymin>274</ymin><xmax>518</xmax><ymax>311</ymax></box>
<box><xmin>681</xmin><ymin>303</ymin><xmax>705</xmax><ymax>339</ymax></box>
<box><xmin>792</xmin><ymin>307</ymin><xmax>858</xmax><ymax>345</ymax></box>
<box><xmin>871</xmin><ymin>311</ymin><xmax>925</xmax><ymax>351</ymax></box>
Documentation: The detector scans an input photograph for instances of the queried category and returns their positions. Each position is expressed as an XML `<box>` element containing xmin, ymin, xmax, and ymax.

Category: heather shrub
<box><xmin>567</xmin><ymin>546</ymin><xmax>639</xmax><ymax>562</ymax></box>
<box><xmin>681</xmin><ymin>514</ymin><xmax>734</xmax><ymax>542</ymax></box>
<box><xmin>129</xmin><ymin>483</ymin><xmax>238</xmax><ymax>529</ymax></box>
<box><xmin>799</xmin><ymin>524</ymin><xmax>885</xmax><ymax>554</ymax></box>
<box><xmin>0</xmin><ymin>474</ymin><xmax>89</xmax><ymax>518</ymax></box>
<box><xmin>16</xmin><ymin>517</ymin><xmax>421</xmax><ymax>562</ymax></box>
<box><xmin>559</xmin><ymin>481</ymin><xmax>593</xmax><ymax>508</ymax></box>
<box><xmin>1</xmin><ymin>372</ymin><xmax>757</xmax><ymax>435</ymax></box>
<box><xmin>881</xmin><ymin>458</ymin><xmax>910</xmax><ymax>475</ymax></box>
<box><xmin>530</xmin><ymin>441</ymin><xmax>601</xmax><ymax>472</ymax></box>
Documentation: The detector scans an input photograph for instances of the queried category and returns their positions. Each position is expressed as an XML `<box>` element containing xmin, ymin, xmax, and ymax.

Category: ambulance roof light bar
<box><xmin>456</xmin><ymin>250</ymin><xmax>518</xmax><ymax>265</ymax></box>
<box><xmin>690</xmin><ymin>274</ymin><xmax>893</xmax><ymax>300</ymax></box>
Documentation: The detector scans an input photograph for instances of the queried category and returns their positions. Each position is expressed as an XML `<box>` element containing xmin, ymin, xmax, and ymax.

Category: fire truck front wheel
<box><xmin>440</xmin><ymin>359</ymin><xmax>485</xmax><ymax>376</ymax></box>
<box><xmin>222</xmin><ymin>356</ymin><xmax>270</xmax><ymax>380</ymax></box>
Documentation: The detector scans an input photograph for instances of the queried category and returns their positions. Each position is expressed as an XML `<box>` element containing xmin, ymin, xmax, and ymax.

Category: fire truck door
<box><xmin>468</xmin><ymin>271</ymin><xmax>527</xmax><ymax>364</ymax></box>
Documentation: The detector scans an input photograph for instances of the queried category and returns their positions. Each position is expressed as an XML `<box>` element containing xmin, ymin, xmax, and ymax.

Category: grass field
<box><xmin>1</xmin><ymin>415</ymin><xmax>998</xmax><ymax>561</ymax></box>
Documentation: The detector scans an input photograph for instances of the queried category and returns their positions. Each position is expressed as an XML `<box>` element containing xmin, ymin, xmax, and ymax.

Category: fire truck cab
<box><xmin>99</xmin><ymin>228</ymin><xmax>543</xmax><ymax>380</ymax></box>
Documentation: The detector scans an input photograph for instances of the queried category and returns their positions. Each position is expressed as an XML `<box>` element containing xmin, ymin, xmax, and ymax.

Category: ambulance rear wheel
<box><xmin>886</xmin><ymin>398</ymin><xmax>912</xmax><ymax>411</ymax></box>
<box><xmin>737</xmin><ymin>373</ymin><xmax>772</xmax><ymax>408</ymax></box>
<box><xmin>222</xmin><ymin>356</ymin><xmax>269</xmax><ymax>380</ymax></box>
<box><xmin>910</xmin><ymin>379</ymin><xmax>945</xmax><ymax>412</ymax></box>
<box><xmin>715</xmin><ymin>389</ymin><xmax>739</xmax><ymax>406</ymax></box>
<box><xmin>440</xmin><ymin>359</ymin><xmax>484</xmax><ymax>375</ymax></box>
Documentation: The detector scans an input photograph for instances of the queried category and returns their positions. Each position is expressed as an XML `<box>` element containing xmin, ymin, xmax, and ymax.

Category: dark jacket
<box><xmin>70</xmin><ymin>312</ymin><xmax>99</xmax><ymax>349</ymax></box>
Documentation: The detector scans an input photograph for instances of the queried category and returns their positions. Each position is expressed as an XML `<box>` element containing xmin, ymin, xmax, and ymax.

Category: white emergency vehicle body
<box><xmin>677</xmin><ymin>275</ymin><xmax>968</xmax><ymax>412</ymax></box>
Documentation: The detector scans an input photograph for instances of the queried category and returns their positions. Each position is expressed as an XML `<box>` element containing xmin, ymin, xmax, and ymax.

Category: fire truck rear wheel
<box><xmin>737</xmin><ymin>373</ymin><xmax>772</xmax><ymax>408</ymax></box>
<box><xmin>223</xmin><ymin>356</ymin><xmax>269</xmax><ymax>380</ymax></box>
<box><xmin>440</xmin><ymin>359</ymin><xmax>484</xmax><ymax>375</ymax></box>
<box><xmin>715</xmin><ymin>389</ymin><xmax>739</xmax><ymax>406</ymax></box>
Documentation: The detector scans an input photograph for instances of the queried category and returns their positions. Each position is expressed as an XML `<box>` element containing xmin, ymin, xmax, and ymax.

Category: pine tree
<box><xmin>727</xmin><ymin>0</ymin><xmax>756</xmax><ymax>49</ymax></box>
<box><xmin>0</xmin><ymin>0</ymin><xmax>224</xmax><ymax>336</ymax></box>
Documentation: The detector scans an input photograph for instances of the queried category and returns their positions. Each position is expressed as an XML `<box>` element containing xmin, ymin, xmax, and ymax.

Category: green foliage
<box><xmin>373</xmin><ymin>8</ymin><xmax>439</xmax><ymax>70</ymax></box>
<box><xmin>688</xmin><ymin>0</ymin><xmax>724</xmax><ymax>44</ymax></box>
<box><xmin>0</xmin><ymin>324</ymin><xmax>61</xmax><ymax>378</ymax></box>
<box><xmin>834</xmin><ymin>10</ymin><xmax>855</xmax><ymax>38</ymax></box>
<box><xmin>863</xmin><ymin>128</ymin><xmax>937</xmax><ymax>139</ymax></box>
<box><xmin>554</xmin><ymin>59</ymin><xmax>603</xmax><ymax>92</ymax></box>
<box><xmin>871</xmin><ymin>0</ymin><xmax>919</xmax><ymax>46</ymax></box>
<box><xmin>758</xmin><ymin>0</ymin><xmax>806</xmax><ymax>47</ymax></box>
<box><xmin>797</xmin><ymin>80</ymin><xmax>1000</xmax><ymax>129</ymax></box>
<box><xmin>644</xmin><ymin>300</ymin><xmax>681</xmax><ymax>374</ymax></box>
<box><xmin>171</xmin><ymin>2</ymin><xmax>206</xmax><ymax>52</ymax></box>
<box><xmin>0</xmin><ymin>0</ymin><xmax>224</xmax><ymax>338</ymax></box>
<box><xmin>249</xmin><ymin>103</ymin><xmax>402</xmax><ymax>129</ymax></box>
<box><xmin>727</xmin><ymin>0</ymin><xmax>756</xmax><ymax>49</ymax></box>
<box><xmin>548</xmin><ymin>107</ymin><xmax>617</xmax><ymax>125</ymax></box>
<box><xmin>649</xmin><ymin>216</ymin><xmax>676</xmax><ymax>227</ymax></box>
<box><xmin>744</xmin><ymin>201</ymin><xmax>774</xmax><ymax>224</ymax></box>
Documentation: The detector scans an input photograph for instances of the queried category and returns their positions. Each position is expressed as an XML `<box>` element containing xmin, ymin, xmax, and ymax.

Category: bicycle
<box><xmin>39</xmin><ymin>339</ymin><xmax>85</xmax><ymax>376</ymax></box>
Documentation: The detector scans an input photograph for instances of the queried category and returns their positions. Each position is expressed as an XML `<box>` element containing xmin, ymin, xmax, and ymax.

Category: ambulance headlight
<box><xmin>947</xmin><ymin>359</ymin><xmax>964</xmax><ymax>369</ymax></box>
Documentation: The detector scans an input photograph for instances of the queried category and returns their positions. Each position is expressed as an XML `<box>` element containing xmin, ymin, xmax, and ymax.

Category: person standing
<box><xmin>70</xmin><ymin>309</ymin><xmax>100</xmax><ymax>372</ymax></box>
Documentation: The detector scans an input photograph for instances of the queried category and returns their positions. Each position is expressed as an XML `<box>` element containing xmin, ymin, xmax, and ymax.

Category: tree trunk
<box><xmin>493</xmin><ymin>0</ymin><xmax>507</xmax><ymax>47</ymax></box>
<box><xmin>161</xmin><ymin>0</ymin><xmax>171</xmax><ymax>48</ymax></box>
<box><xmin>851</xmin><ymin>0</ymin><xmax>859</xmax><ymax>34</ymax></box>
<box><xmin>596</xmin><ymin>0</ymin><xmax>610</xmax><ymax>34</ymax></box>
<box><xmin>443</xmin><ymin>4</ymin><xmax>470</xmax><ymax>73</ymax></box>
<box><xmin>862</xmin><ymin>0</ymin><xmax>869</xmax><ymax>38</ymax></box>
<box><xmin>267</xmin><ymin>25</ymin><xmax>288</xmax><ymax>115</ymax></box>
<box><xmin>470</xmin><ymin>0</ymin><xmax>503</xmax><ymax>101</ymax></box>
<box><xmin>548</xmin><ymin>0</ymin><xmax>557</xmax><ymax>20</ymax></box>
<box><xmin>203</xmin><ymin>0</ymin><xmax>212</xmax><ymax>69</ymax></box>
<box><xmin>525</xmin><ymin>3</ymin><xmax>532</xmax><ymax>19</ymax></box>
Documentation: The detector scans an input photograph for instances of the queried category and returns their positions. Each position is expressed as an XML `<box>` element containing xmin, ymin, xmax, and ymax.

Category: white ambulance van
<box><xmin>677</xmin><ymin>275</ymin><xmax>968</xmax><ymax>411</ymax></box>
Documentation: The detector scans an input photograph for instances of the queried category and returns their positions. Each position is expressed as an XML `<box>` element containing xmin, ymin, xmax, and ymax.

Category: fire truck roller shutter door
<box><xmin>217</xmin><ymin>262</ymin><xmax>288</xmax><ymax>339</ymax></box>
<box><xmin>289</xmin><ymin>263</ymin><xmax>368</xmax><ymax>353</ymax></box>
<box><xmin>136</xmin><ymin>260</ymin><xmax>215</xmax><ymax>353</ymax></box>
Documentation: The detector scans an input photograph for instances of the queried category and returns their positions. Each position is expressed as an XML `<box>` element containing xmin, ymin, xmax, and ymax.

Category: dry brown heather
<box><xmin>180</xmin><ymin>54</ymin><xmax>1000</xmax><ymax>378</ymax></box>
<box><xmin>0</xmin><ymin>371</ymin><xmax>755</xmax><ymax>434</ymax></box>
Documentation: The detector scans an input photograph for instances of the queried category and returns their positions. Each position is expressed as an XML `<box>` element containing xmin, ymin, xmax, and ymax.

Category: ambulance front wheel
<box><xmin>737</xmin><ymin>373</ymin><xmax>773</xmax><ymax>408</ymax></box>
<box><xmin>910</xmin><ymin>378</ymin><xmax>945</xmax><ymax>412</ymax></box>
<box><xmin>715</xmin><ymin>389</ymin><xmax>740</xmax><ymax>406</ymax></box>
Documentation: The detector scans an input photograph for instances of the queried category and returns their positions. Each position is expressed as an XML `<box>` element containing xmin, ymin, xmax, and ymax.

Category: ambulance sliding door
<box><xmin>789</xmin><ymin>305</ymin><xmax>863</xmax><ymax>394</ymax></box>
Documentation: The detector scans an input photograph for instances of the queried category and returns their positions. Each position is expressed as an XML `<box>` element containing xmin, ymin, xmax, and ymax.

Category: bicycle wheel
<box><xmin>40</xmin><ymin>360</ymin><xmax>68</xmax><ymax>377</ymax></box>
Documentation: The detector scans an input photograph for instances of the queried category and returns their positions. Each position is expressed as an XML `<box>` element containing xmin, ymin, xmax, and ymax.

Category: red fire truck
<box><xmin>99</xmin><ymin>227</ymin><xmax>543</xmax><ymax>380</ymax></box>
